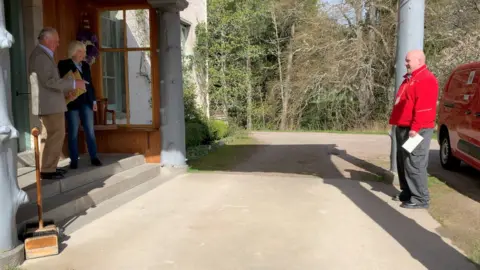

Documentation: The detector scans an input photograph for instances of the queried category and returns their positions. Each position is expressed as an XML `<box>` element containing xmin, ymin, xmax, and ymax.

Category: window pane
<box><xmin>101</xmin><ymin>51</ymin><xmax>127</xmax><ymax>124</ymax></box>
<box><xmin>180</xmin><ymin>24</ymin><xmax>189</xmax><ymax>51</ymax></box>
<box><xmin>128</xmin><ymin>50</ymin><xmax>152</xmax><ymax>125</ymax></box>
<box><xmin>100</xmin><ymin>10</ymin><xmax>124</xmax><ymax>48</ymax></box>
<box><xmin>126</xmin><ymin>9</ymin><xmax>150</xmax><ymax>48</ymax></box>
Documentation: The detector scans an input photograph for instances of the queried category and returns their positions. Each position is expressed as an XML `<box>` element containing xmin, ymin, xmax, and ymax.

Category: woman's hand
<box><xmin>93</xmin><ymin>103</ymin><xmax>98</xmax><ymax>112</ymax></box>
<box><xmin>66</xmin><ymin>90</ymin><xmax>76</xmax><ymax>100</ymax></box>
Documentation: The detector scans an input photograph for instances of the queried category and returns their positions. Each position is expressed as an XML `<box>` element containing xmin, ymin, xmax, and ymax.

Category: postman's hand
<box><xmin>409</xmin><ymin>130</ymin><xmax>418</xmax><ymax>138</ymax></box>
<box><xmin>75</xmin><ymin>80</ymin><xmax>86</xmax><ymax>90</ymax></box>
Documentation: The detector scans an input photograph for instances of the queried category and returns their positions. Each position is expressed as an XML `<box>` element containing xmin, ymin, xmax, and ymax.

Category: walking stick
<box><xmin>23</xmin><ymin>128</ymin><xmax>59</xmax><ymax>259</ymax></box>
<box><xmin>32</xmin><ymin>128</ymin><xmax>43</xmax><ymax>229</ymax></box>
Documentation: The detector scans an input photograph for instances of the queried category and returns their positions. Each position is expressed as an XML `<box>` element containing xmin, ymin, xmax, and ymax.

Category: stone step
<box><xmin>55</xmin><ymin>167</ymin><xmax>186</xmax><ymax>237</ymax></box>
<box><xmin>17</xmin><ymin>163</ymin><xmax>162</xmax><ymax>226</ymax></box>
<box><xmin>17</xmin><ymin>150</ymin><xmax>35</xmax><ymax>168</ymax></box>
<box><xmin>19</xmin><ymin>154</ymin><xmax>146</xmax><ymax>203</ymax></box>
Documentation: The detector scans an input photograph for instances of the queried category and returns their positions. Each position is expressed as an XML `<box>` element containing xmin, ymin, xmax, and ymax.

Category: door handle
<box><xmin>444</xmin><ymin>102</ymin><xmax>455</xmax><ymax>108</ymax></box>
<box><xmin>475</xmin><ymin>112</ymin><xmax>480</xmax><ymax>117</ymax></box>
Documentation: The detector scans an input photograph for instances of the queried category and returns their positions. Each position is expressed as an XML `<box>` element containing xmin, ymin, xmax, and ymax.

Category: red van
<box><xmin>437</xmin><ymin>62</ymin><xmax>480</xmax><ymax>171</ymax></box>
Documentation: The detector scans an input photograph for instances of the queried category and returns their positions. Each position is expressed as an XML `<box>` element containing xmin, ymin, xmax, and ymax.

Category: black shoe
<box><xmin>392</xmin><ymin>193</ymin><xmax>410</xmax><ymax>202</ymax></box>
<box><xmin>400</xmin><ymin>200</ymin><xmax>429</xmax><ymax>209</ymax></box>
<box><xmin>41</xmin><ymin>172</ymin><xmax>65</xmax><ymax>180</ymax></box>
<box><xmin>70</xmin><ymin>162</ymin><xmax>78</xmax><ymax>169</ymax></box>
<box><xmin>56</xmin><ymin>168</ymin><xmax>67</xmax><ymax>174</ymax></box>
<box><xmin>91</xmin><ymin>158</ymin><xmax>102</xmax><ymax>167</ymax></box>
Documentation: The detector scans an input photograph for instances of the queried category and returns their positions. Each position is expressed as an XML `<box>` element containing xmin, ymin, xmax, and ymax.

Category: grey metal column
<box><xmin>390</xmin><ymin>0</ymin><xmax>425</xmax><ymax>177</ymax></box>
<box><xmin>0</xmin><ymin>0</ymin><xmax>29</xmax><ymax>265</ymax></box>
<box><xmin>148</xmin><ymin>0</ymin><xmax>189</xmax><ymax>167</ymax></box>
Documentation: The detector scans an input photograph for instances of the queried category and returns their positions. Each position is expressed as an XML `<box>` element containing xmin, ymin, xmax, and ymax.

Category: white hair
<box><xmin>67</xmin><ymin>41</ymin><xmax>86</xmax><ymax>59</ymax></box>
<box><xmin>37</xmin><ymin>27</ymin><xmax>57</xmax><ymax>41</ymax></box>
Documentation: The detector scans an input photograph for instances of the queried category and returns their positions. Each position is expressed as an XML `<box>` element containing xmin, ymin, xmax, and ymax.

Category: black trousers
<box><xmin>396</xmin><ymin>127</ymin><xmax>433</xmax><ymax>205</ymax></box>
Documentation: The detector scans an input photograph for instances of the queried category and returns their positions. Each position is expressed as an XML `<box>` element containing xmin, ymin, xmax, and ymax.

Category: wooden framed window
<box><xmin>98</xmin><ymin>8</ymin><xmax>153</xmax><ymax>126</ymax></box>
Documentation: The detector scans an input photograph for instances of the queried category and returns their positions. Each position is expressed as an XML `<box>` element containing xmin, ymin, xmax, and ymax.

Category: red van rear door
<box><xmin>457</xmin><ymin>69</ymin><xmax>480</xmax><ymax>167</ymax></box>
<box><xmin>466</xmin><ymin>80</ymin><xmax>480</xmax><ymax>169</ymax></box>
<box><xmin>442</xmin><ymin>70</ymin><xmax>471</xmax><ymax>153</ymax></box>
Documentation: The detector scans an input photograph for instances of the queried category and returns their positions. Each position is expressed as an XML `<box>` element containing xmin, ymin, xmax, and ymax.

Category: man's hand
<box><xmin>409</xmin><ymin>130</ymin><xmax>418</xmax><ymax>138</ymax></box>
<box><xmin>75</xmin><ymin>80</ymin><xmax>86</xmax><ymax>90</ymax></box>
<box><xmin>93</xmin><ymin>103</ymin><xmax>98</xmax><ymax>112</ymax></box>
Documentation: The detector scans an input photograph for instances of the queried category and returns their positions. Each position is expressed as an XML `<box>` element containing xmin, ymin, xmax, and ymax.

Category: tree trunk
<box><xmin>271</xmin><ymin>9</ymin><xmax>286</xmax><ymax>130</ymax></box>
<box><xmin>246</xmin><ymin>45</ymin><xmax>253</xmax><ymax>130</ymax></box>
<box><xmin>259</xmin><ymin>87</ymin><xmax>266</xmax><ymax>128</ymax></box>
<box><xmin>280</xmin><ymin>23</ymin><xmax>295</xmax><ymax>130</ymax></box>
<box><xmin>220</xmin><ymin>30</ymin><xmax>228</xmax><ymax>116</ymax></box>
<box><xmin>0</xmin><ymin>26</ymin><xmax>29</xmax><ymax>252</ymax></box>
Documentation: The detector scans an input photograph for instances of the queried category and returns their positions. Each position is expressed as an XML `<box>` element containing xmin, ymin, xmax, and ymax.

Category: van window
<box><xmin>465</xmin><ymin>69</ymin><xmax>480</xmax><ymax>96</ymax></box>
<box><xmin>446</xmin><ymin>71</ymin><xmax>466</xmax><ymax>96</ymax></box>
<box><xmin>446</xmin><ymin>70</ymin><xmax>476</xmax><ymax>103</ymax></box>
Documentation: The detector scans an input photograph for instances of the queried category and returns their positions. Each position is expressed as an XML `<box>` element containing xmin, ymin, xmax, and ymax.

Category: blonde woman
<box><xmin>58</xmin><ymin>41</ymin><xmax>102</xmax><ymax>169</ymax></box>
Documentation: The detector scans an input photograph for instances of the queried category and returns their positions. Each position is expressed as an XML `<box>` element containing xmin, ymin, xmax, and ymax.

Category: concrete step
<box><xmin>17</xmin><ymin>163</ymin><xmax>162</xmax><ymax>226</ymax></box>
<box><xmin>57</xmin><ymin>167</ymin><xmax>186</xmax><ymax>236</ymax></box>
<box><xmin>17</xmin><ymin>150</ymin><xmax>35</xmax><ymax>168</ymax></box>
<box><xmin>18</xmin><ymin>154</ymin><xmax>146</xmax><ymax>203</ymax></box>
<box><xmin>17</xmin><ymin>150</ymin><xmax>70</xmax><ymax>168</ymax></box>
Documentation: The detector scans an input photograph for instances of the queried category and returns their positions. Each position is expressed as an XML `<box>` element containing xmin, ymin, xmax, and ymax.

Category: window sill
<box><xmin>114</xmin><ymin>125</ymin><xmax>158</xmax><ymax>132</ymax></box>
<box><xmin>79</xmin><ymin>125</ymin><xmax>119</xmax><ymax>131</ymax></box>
<box><xmin>75</xmin><ymin>125</ymin><xmax>158</xmax><ymax>133</ymax></box>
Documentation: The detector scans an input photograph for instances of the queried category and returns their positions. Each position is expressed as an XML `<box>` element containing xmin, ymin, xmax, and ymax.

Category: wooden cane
<box><xmin>24</xmin><ymin>128</ymin><xmax>60</xmax><ymax>260</ymax></box>
<box><xmin>31</xmin><ymin>128</ymin><xmax>43</xmax><ymax>229</ymax></box>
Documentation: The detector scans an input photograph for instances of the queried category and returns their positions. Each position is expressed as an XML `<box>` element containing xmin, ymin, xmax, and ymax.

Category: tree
<box><xmin>192</xmin><ymin>0</ymin><xmax>480</xmax><ymax>132</ymax></box>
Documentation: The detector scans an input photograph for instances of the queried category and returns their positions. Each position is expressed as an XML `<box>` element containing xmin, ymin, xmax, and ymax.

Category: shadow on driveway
<box><xmin>189</xmin><ymin>143</ymin><xmax>478</xmax><ymax>269</ymax></box>
<box><xmin>428</xmin><ymin>150</ymin><xmax>480</xmax><ymax>203</ymax></box>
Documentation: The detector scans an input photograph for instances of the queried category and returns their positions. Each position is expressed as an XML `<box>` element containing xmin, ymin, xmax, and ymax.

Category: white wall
<box><xmin>180</xmin><ymin>0</ymin><xmax>208</xmax><ymax>116</ymax></box>
<box><xmin>180</xmin><ymin>0</ymin><xmax>207</xmax><ymax>57</ymax></box>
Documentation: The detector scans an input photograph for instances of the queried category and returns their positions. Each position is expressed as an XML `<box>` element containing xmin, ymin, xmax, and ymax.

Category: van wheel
<box><xmin>439</xmin><ymin>132</ymin><xmax>461</xmax><ymax>170</ymax></box>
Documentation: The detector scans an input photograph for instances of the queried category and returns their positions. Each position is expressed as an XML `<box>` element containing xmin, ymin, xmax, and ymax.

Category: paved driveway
<box><xmin>22</xmin><ymin>132</ymin><xmax>478</xmax><ymax>270</ymax></box>
<box><xmin>237</xmin><ymin>132</ymin><xmax>479</xmax><ymax>201</ymax></box>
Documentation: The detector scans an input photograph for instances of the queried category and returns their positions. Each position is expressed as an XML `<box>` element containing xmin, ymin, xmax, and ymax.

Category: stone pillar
<box><xmin>148</xmin><ymin>0</ymin><xmax>189</xmax><ymax>167</ymax></box>
<box><xmin>0</xmin><ymin>0</ymin><xmax>29</xmax><ymax>267</ymax></box>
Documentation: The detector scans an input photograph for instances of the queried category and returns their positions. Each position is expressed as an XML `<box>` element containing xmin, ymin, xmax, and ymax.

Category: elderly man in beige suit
<box><xmin>29</xmin><ymin>27</ymin><xmax>86</xmax><ymax>180</ymax></box>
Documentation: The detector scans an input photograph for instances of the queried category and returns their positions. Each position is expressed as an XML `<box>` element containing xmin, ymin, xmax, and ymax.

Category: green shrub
<box><xmin>208</xmin><ymin>120</ymin><xmax>229</xmax><ymax>140</ymax></box>
<box><xmin>226</xmin><ymin>121</ymin><xmax>242</xmax><ymax>136</ymax></box>
<box><xmin>185</xmin><ymin>122</ymin><xmax>209</xmax><ymax>147</ymax></box>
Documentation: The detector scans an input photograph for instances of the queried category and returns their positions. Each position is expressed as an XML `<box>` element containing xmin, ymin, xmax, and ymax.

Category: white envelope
<box><xmin>402</xmin><ymin>134</ymin><xmax>424</xmax><ymax>153</ymax></box>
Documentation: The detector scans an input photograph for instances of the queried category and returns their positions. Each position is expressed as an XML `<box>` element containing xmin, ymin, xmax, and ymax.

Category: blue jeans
<box><xmin>66</xmin><ymin>104</ymin><xmax>98</xmax><ymax>163</ymax></box>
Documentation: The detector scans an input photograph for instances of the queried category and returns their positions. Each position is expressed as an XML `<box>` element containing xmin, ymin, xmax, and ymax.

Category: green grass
<box><xmin>4</xmin><ymin>266</ymin><xmax>23</xmax><ymax>270</ymax></box>
<box><xmin>427</xmin><ymin>176</ymin><xmax>480</xmax><ymax>267</ymax></box>
<box><xmin>187</xmin><ymin>132</ymin><xmax>259</xmax><ymax>172</ymax></box>
<box><xmin>472</xmin><ymin>243</ymin><xmax>480</xmax><ymax>269</ymax></box>
<box><xmin>254</xmin><ymin>128</ymin><xmax>389</xmax><ymax>135</ymax></box>
<box><xmin>253</xmin><ymin>128</ymin><xmax>439</xmax><ymax>140</ymax></box>
<box><xmin>428</xmin><ymin>175</ymin><xmax>445</xmax><ymax>187</ymax></box>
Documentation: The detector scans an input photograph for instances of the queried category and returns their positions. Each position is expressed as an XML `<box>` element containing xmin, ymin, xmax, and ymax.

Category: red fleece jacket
<box><xmin>389</xmin><ymin>65</ymin><xmax>439</xmax><ymax>132</ymax></box>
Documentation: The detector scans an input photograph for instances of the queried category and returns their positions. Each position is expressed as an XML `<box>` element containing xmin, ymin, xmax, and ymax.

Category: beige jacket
<box><xmin>29</xmin><ymin>45</ymin><xmax>74</xmax><ymax>116</ymax></box>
